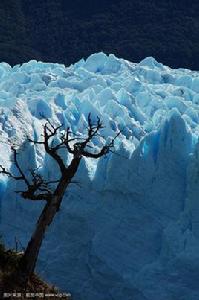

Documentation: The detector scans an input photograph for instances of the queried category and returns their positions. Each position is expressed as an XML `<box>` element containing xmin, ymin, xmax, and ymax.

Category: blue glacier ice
<box><xmin>0</xmin><ymin>53</ymin><xmax>199</xmax><ymax>299</ymax></box>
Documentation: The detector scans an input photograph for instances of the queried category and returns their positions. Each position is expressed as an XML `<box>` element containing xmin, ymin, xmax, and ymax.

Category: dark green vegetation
<box><xmin>1</xmin><ymin>0</ymin><xmax>199</xmax><ymax>69</ymax></box>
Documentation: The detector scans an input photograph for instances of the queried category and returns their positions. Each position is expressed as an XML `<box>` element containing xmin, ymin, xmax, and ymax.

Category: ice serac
<box><xmin>0</xmin><ymin>53</ymin><xmax>199</xmax><ymax>299</ymax></box>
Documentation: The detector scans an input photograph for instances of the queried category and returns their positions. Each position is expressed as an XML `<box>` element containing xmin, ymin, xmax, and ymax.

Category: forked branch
<box><xmin>0</xmin><ymin>113</ymin><xmax>121</xmax><ymax>202</ymax></box>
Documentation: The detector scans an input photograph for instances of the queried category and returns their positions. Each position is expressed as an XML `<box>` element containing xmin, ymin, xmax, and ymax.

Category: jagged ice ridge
<box><xmin>0</xmin><ymin>53</ymin><xmax>199</xmax><ymax>299</ymax></box>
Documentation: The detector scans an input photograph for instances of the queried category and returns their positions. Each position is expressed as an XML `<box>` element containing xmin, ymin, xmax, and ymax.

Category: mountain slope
<box><xmin>1</xmin><ymin>0</ymin><xmax>199</xmax><ymax>69</ymax></box>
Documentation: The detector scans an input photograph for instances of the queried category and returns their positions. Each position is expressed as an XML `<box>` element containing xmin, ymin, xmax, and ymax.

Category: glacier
<box><xmin>0</xmin><ymin>52</ymin><xmax>199</xmax><ymax>299</ymax></box>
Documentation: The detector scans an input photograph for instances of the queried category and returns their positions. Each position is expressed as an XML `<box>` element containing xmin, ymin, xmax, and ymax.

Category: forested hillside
<box><xmin>1</xmin><ymin>0</ymin><xmax>199</xmax><ymax>69</ymax></box>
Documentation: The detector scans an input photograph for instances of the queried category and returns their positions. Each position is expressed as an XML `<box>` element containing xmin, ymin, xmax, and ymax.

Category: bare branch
<box><xmin>81</xmin><ymin>130</ymin><xmax>121</xmax><ymax>159</ymax></box>
<box><xmin>11</xmin><ymin>146</ymin><xmax>30</xmax><ymax>187</ymax></box>
<box><xmin>0</xmin><ymin>113</ymin><xmax>120</xmax><ymax>204</ymax></box>
<box><xmin>0</xmin><ymin>165</ymin><xmax>23</xmax><ymax>180</ymax></box>
<box><xmin>27</xmin><ymin>137</ymin><xmax>44</xmax><ymax>145</ymax></box>
<box><xmin>20</xmin><ymin>190</ymin><xmax>51</xmax><ymax>201</ymax></box>
<box><xmin>43</xmin><ymin>122</ymin><xmax>66</xmax><ymax>174</ymax></box>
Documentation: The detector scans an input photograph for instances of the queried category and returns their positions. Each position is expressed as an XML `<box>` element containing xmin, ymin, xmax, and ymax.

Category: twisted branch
<box><xmin>0</xmin><ymin>114</ymin><xmax>121</xmax><ymax>202</ymax></box>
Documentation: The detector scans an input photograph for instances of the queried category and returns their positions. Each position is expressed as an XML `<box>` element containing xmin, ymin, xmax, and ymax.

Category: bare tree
<box><xmin>0</xmin><ymin>113</ymin><xmax>120</xmax><ymax>285</ymax></box>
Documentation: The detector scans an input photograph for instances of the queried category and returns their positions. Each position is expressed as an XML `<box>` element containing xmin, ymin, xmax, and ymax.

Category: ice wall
<box><xmin>0</xmin><ymin>53</ymin><xmax>199</xmax><ymax>299</ymax></box>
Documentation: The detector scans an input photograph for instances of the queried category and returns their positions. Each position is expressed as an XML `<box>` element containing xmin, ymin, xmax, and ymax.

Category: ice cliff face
<box><xmin>1</xmin><ymin>53</ymin><xmax>199</xmax><ymax>299</ymax></box>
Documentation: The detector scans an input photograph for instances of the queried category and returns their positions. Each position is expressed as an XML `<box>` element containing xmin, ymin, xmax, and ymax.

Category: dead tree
<box><xmin>0</xmin><ymin>113</ymin><xmax>120</xmax><ymax>285</ymax></box>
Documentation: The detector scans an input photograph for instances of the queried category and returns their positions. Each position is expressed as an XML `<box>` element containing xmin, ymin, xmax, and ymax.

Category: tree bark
<box><xmin>18</xmin><ymin>198</ymin><xmax>58</xmax><ymax>282</ymax></box>
<box><xmin>17</xmin><ymin>157</ymin><xmax>81</xmax><ymax>284</ymax></box>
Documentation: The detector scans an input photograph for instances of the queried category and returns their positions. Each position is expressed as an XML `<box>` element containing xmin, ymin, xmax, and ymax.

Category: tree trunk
<box><xmin>18</xmin><ymin>196</ymin><xmax>59</xmax><ymax>283</ymax></box>
<box><xmin>17</xmin><ymin>157</ymin><xmax>81</xmax><ymax>284</ymax></box>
